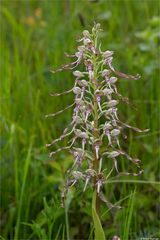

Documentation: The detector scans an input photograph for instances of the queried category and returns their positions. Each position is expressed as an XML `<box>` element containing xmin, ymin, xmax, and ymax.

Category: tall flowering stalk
<box><xmin>46</xmin><ymin>23</ymin><xmax>148</xmax><ymax>217</ymax></box>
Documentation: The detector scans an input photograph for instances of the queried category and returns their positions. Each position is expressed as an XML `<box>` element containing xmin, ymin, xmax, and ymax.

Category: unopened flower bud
<box><xmin>83</xmin><ymin>30</ymin><xmax>90</xmax><ymax>37</ymax></box>
<box><xmin>96</xmin><ymin>23</ymin><xmax>101</xmax><ymax>29</ymax></box>
<box><xmin>92</xmin><ymin>23</ymin><xmax>101</xmax><ymax>34</ymax></box>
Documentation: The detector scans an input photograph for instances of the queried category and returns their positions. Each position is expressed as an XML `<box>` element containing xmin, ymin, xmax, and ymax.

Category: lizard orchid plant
<box><xmin>46</xmin><ymin>23</ymin><xmax>148</xmax><ymax>236</ymax></box>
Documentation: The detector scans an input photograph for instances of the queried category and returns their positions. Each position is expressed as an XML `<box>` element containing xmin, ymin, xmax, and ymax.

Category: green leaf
<box><xmin>92</xmin><ymin>191</ymin><xmax>105</xmax><ymax>240</ymax></box>
<box><xmin>123</xmin><ymin>188</ymin><xmax>136</xmax><ymax>240</ymax></box>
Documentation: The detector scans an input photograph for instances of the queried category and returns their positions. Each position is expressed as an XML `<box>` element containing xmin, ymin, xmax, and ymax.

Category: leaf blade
<box><xmin>92</xmin><ymin>191</ymin><xmax>105</xmax><ymax>240</ymax></box>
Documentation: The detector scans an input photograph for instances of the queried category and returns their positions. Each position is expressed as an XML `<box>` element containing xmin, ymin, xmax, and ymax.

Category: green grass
<box><xmin>0</xmin><ymin>0</ymin><xmax>160</xmax><ymax>239</ymax></box>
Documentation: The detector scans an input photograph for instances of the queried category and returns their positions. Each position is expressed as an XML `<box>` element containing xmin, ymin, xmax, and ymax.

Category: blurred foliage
<box><xmin>0</xmin><ymin>0</ymin><xmax>160</xmax><ymax>239</ymax></box>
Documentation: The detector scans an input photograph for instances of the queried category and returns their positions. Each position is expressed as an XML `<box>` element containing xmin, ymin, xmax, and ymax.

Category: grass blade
<box><xmin>123</xmin><ymin>188</ymin><xmax>136</xmax><ymax>239</ymax></box>
<box><xmin>14</xmin><ymin>144</ymin><xmax>32</xmax><ymax>240</ymax></box>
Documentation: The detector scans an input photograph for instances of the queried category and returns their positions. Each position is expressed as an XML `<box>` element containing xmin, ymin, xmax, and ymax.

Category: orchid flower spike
<box><xmin>46</xmin><ymin>22</ymin><xmax>149</xmax><ymax>207</ymax></box>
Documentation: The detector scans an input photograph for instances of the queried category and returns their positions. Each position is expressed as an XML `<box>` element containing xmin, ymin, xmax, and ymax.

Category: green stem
<box><xmin>92</xmin><ymin>47</ymin><xmax>100</xmax><ymax>215</ymax></box>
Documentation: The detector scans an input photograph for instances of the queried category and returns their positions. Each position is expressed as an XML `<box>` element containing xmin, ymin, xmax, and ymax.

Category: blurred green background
<box><xmin>0</xmin><ymin>0</ymin><xmax>160</xmax><ymax>239</ymax></box>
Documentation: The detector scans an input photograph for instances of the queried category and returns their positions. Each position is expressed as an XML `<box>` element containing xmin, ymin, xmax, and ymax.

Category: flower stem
<box><xmin>92</xmin><ymin>51</ymin><xmax>100</xmax><ymax>215</ymax></box>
